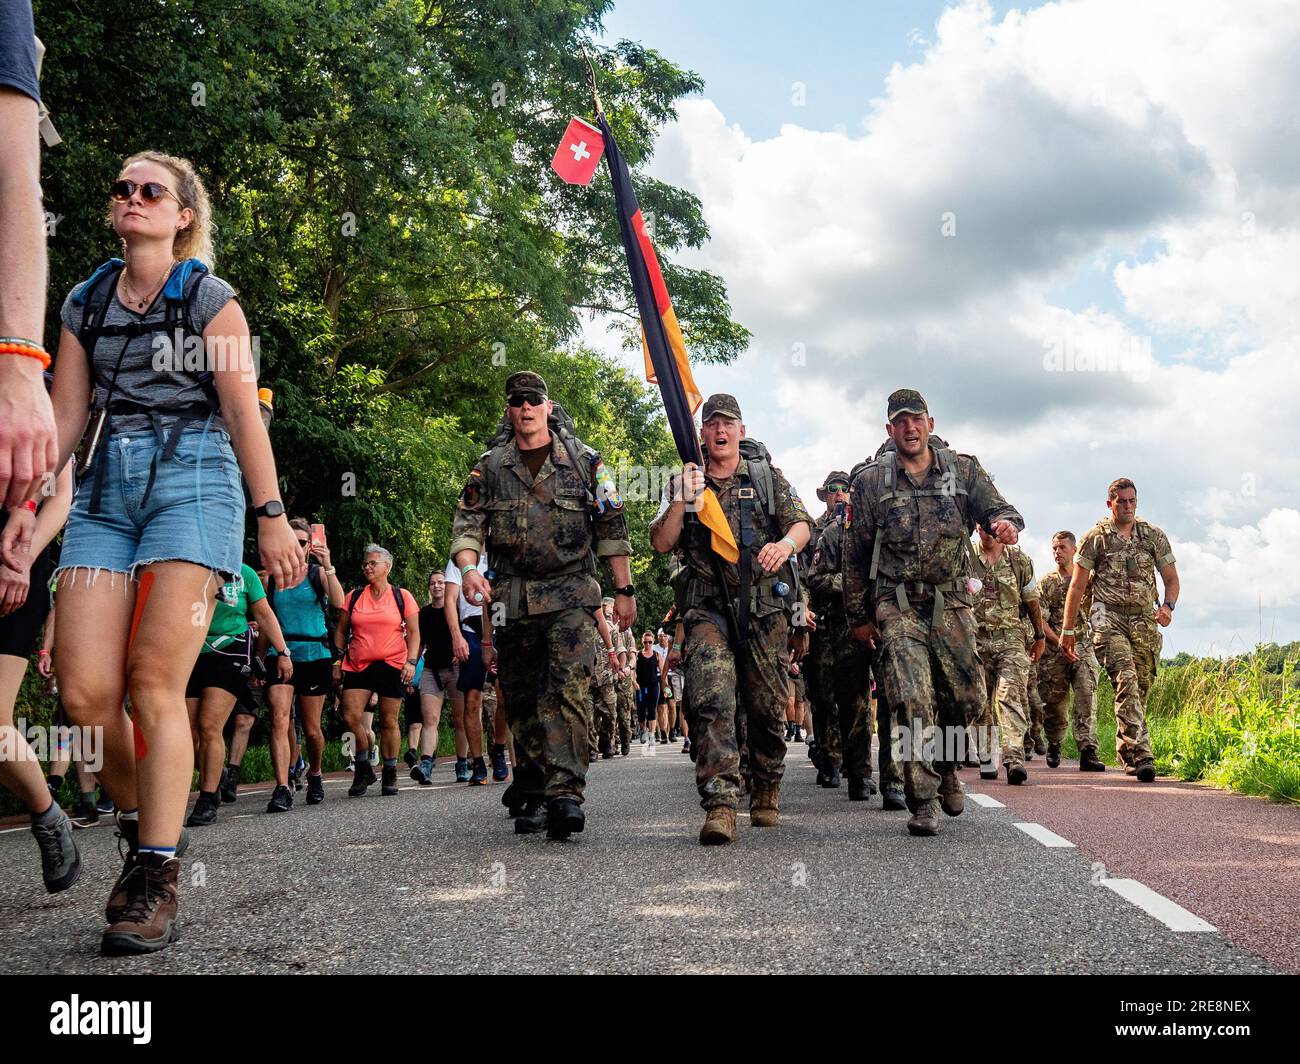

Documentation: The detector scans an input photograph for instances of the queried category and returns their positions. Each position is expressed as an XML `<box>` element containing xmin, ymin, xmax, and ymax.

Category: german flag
<box><xmin>596</xmin><ymin>113</ymin><xmax>738</xmax><ymax>564</ymax></box>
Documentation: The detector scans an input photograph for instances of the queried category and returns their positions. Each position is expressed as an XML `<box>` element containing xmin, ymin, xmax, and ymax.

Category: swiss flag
<box><xmin>551</xmin><ymin>117</ymin><xmax>605</xmax><ymax>185</ymax></box>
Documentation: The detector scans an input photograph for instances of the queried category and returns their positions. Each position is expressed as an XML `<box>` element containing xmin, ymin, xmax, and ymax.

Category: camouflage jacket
<box><xmin>449</xmin><ymin>433</ymin><xmax>630</xmax><ymax>620</ymax></box>
<box><xmin>843</xmin><ymin>443</ymin><xmax>1023</xmax><ymax>629</ymax></box>
<box><xmin>806</xmin><ymin>508</ymin><xmax>848</xmax><ymax>621</ymax></box>
<box><xmin>669</xmin><ymin>456</ymin><xmax>812</xmax><ymax>619</ymax></box>
<box><xmin>1075</xmin><ymin>517</ymin><xmax>1174</xmax><ymax>612</ymax></box>
<box><xmin>972</xmin><ymin>543</ymin><xmax>1037</xmax><ymax>635</ymax></box>
<box><xmin>1038</xmin><ymin>567</ymin><xmax>1092</xmax><ymax>640</ymax></box>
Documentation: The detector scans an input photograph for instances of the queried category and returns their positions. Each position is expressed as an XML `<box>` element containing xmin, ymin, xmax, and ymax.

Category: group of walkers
<box><xmin>1</xmin><ymin>7</ymin><xmax>1181</xmax><ymax>959</ymax></box>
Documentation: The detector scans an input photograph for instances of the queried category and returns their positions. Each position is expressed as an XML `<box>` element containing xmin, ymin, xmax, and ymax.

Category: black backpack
<box><xmin>481</xmin><ymin>399</ymin><xmax>596</xmax><ymax>507</ymax></box>
<box><xmin>342</xmin><ymin>584</ymin><xmax>409</xmax><ymax>666</ymax></box>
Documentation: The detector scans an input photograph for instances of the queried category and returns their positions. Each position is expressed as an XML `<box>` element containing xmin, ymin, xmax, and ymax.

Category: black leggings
<box><xmin>636</xmin><ymin>683</ymin><xmax>660</xmax><ymax>723</ymax></box>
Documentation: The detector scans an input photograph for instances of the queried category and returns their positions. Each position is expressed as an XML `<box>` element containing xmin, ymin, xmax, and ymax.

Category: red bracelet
<box><xmin>22</xmin><ymin>499</ymin><xmax>37</xmax><ymax>512</ymax></box>
<box><xmin>0</xmin><ymin>340</ymin><xmax>51</xmax><ymax>370</ymax></box>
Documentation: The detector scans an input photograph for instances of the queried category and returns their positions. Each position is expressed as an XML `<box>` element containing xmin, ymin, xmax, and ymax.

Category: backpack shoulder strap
<box><xmin>74</xmin><ymin>259</ymin><xmax>126</xmax><ymax>352</ymax></box>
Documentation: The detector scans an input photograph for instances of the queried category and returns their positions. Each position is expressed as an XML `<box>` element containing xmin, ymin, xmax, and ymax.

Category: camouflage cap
<box><xmin>504</xmin><ymin>371</ymin><xmax>548</xmax><ymax>398</ymax></box>
<box><xmin>816</xmin><ymin>469</ymin><xmax>852</xmax><ymax>500</ymax></box>
<box><xmin>887</xmin><ymin>388</ymin><xmax>928</xmax><ymax>419</ymax></box>
<box><xmin>701</xmin><ymin>393</ymin><xmax>742</xmax><ymax>422</ymax></box>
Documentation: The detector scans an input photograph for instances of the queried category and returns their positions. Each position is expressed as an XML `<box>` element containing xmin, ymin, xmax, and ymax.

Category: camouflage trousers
<box><xmin>589</xmin><ymin>680</ymin><xmax>616</xmax><ymax>756</ymax></box>
<box><xmin>976</xmin><ymin>629</ymin><xmax>1031</xmax><ymax>769</ymax></box>
<box><xmin>874</xmin><ymin>599</ymin><xmax>985</xmax><ymax>803</ymax></box>
<box><xmin>802</xmin><ymin>626</ymin><xmax>840</xmax><ymax>759</ymax></box>
<box><xmin>683</xmin><ymin>607</ymin><xmax>789</xmax><ymax>811</ymax></box>
<box><xmin>495</xmin><ymin>607</ymin><xmax>595</xmax><ymax>807</ymax></box>
<box><xmin>1093</xmin><ymin>610</ymin><xmax>1158</xmax><ymax>765</ymax></box>
<box><xmin>805</xmin><ymin>613</ymin><xmax>899</xmax><ymax>788</ymax></box>
<box><xmin>1037</xmin><ymin>642</ymin><xmax>1100</xmax><ymax>751</ymax></box>
<box><xmin>614</xmin><ymin>675</ymin><xmax>634</xmax><ymax>749</ymax></box>
<box><xmin>1027</xmin><ymin>660</ymin><xmax>1044</xmax><ymax>739</ymax></box>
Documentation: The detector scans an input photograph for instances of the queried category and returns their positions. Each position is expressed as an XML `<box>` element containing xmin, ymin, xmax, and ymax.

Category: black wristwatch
<box><xmin>254</xmin><ymin>499</ymin><xmax>285</xmax><ymax>519</ymax></box>
<box><xmin>1163</xmin><ymin>601</ymin><xmax>1175</xmax><ymax>611</ymax></box>
<box><xmin>614</xmin><ymin>584</ymin><xmax>635</xmax><ymax>597</ymax></box>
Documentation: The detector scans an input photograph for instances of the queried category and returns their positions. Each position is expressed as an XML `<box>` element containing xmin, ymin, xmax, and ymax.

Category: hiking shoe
<box><xmin>1079</xmin><ymin>746</ymin><xmax>1106</xmax><ymax>772</ymax></box>
<box><xmin>306</xmin><ymin>773</ymin><xmax>326</xmax><ymax>804</ymax></box>
<box><xmin>1135</xmin><ymin>760</ymin><xmax>1156</xmax><ymax>783</ymax></box>
<box><xmin>454</xmin><ymin>757</ymin><xmax>471</xmax><ymax>782</ymax></box>
<box><xmin>266</xmin><ymin>784</ymin><xmax>293</xmax><ymax>813</ymax></box>
<box><xmin>699</xmin><ymin>806</ymin><xmax>736</xmax><ymax>845</ymax></box>
<box><xmin>1023</xmin><ymin>736</ymin><xmax>1035</xmax><ymax>761</ymax></box>
<box><xmin>938</xmin><ymin>771</ymin><xmax>964</xmax><ymax>816</ymax></box>
<box><xmin>546</xmin><ymin>797</ymin><xmax>585</xmax><ymax>840</ymax></box>
<box><xmin>979</xmin><ymin>760</ymin><xmax>998</xmax><ymax>780</ymax></box>
<box><xmin>292</xmin><ymin>757</ymin><xmax>307</xmax><ymax>790</ymax></box>
<box><xmin>95</xmin><ymin>790</ymin><xmax>115</xmax><ymax>815</ymax></box>
<box><xmin>906</xmin><ymin>799</ymin><xmax>941</xmax><ymax>837</ymax></box>
<box><xmin>621</xmin><ymin>738</ymin><xmax>630</xmax><ymax>757</ymax></box>
<box><xmin>791</xmin><ymin>725</ymin><xmax>803</xmax><ymax>743</ymax></box>
<box><xmin>71</xmin><ymin>799</ymin><xmax>100</xmax><ymax>828</ymax></box>
<box><xmin>219</xmin><ymin>764</ymin><xmax>240</xmax><ymax>804</ymax></box>
<box><xmin>105</xmin><ymin>813</ymin><xmax>189</xmax><ymax>925</ymax></box>
<box><xmin>514</xmin><ymin>800</ymin><xmax>547</xmax><ymax>834</ymax></box>
<box><xmin>101</xmin><ymin>852</ymin><xmax>180</xmax><ymax>955</ymax></box>
<box><xmin>881</xmin><ymin>784</ymin><xmax>907</xmax><ymax>811</ymax></box>
<box><xmin>186</xmin><ymin>793</ymin><xmax>220</xmax><ymax>826</ymax></box>
<box><xmin>822</xmin><ymin>763</ymin><xmax>842</xmax><ymax>789</ymax></box>
<box><xmin>32</xmin><ymin>808</ymin><xmax>81</xmax><ymax>893</ymax></box>
<box><xmin>848</xmin><ymin>775</ymin><xmax>878</xmax><ymax>802</ymax></box>
<box><xmin>749</xmin><ymin>782</ymin><xmax>780</xmax><ymax>828</ymax></box>
<box><xmin>348</xmin><ymin>761</ymin><xmax>376</xmax><ymax>797</ymax></box>
<box><xmin>368</xmin><ymin>745</ymin><xmax>380</xmax><ymax>768</ymax></box>
<box><xmin>468</xmin><ymin>758</ymin><xmax>489</xmax><ymax>786</ymax></box>
<box><xmin>404</xmin><ymin>749</ymin><xmax>419</xmax><ymax>770</ymax></box>
<box><xmin>381</xmin><ymin>764</ymin><xmax>399</xmax><ymax>796</ymax></box>
<box><xmin>1006</xmin><ymin>764</ymin><xmax>1028</xmax><ymax>785</ymax></box>
<box><xmin>1034</xmin><ymin>735</ymin><xmax>1047</xmax><ymax>756</ymax></box>
<box><xmin>491</xmin><ymin>744</ymin><xmax>510</xmax><ymax>781</ymax></box>
<box><xmin>1046</xmin><ymin>742</ymin><xmax>1062</xmax><ymax>768</ymax></box>
<box><xmin>410</xmin><ymin>758</ymin><xmax>432</xmax><ymax>784</ymax></box>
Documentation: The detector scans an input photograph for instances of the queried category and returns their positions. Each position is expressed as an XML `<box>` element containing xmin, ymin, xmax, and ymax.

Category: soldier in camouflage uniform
<box><xmin>806</xmin><ymin>470</ymin><xmax>904</xmax><ymax>806</ymax></box>
<box><xmin>452</xmin><ymin>371</ymin><xmax>635</xmax><ymax>839</ymax></box>
<box><xmin>650</xmin><ymin>394</ymin><xmax>811</xmax><ymax>845</ymax></box>
<box><xmin>612</xmin><ymin>609</ymin><xmax>637</xmax><ymax>755</ymax></box>
<box><xmin>843</xmin><ymin>389</ymin><xmax>1025</xmax><ymax>836</ymax></box>
<box><xmin>1060</xmin><ymin>479</ymin><xmax>1179</xmax><ymax>782</ymax></box>
<box><xmin>971</xmin><ymin>528</ymin><xmax>1045</xmax><ymax>783</ymax></box>
<box><xmin>588</xmin><ymin>599</ymin><xmax>621</xmax><ymax>759</ymax></box>
<box><xmin>1037</xmin><ymin>530</ymin><xmax>1104</xmax><ymax>771</ymax></box>
<box><xmin>1024</xmin><ymin>622</ymin><xmax>1046</xmax><ymax>758</ymax></box>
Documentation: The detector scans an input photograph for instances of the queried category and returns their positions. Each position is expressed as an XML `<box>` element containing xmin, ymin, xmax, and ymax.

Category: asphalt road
<box><xmin>0</xmin><ymin>741</ymin><xmax>1277</xmax><ymax>974</ymax></box>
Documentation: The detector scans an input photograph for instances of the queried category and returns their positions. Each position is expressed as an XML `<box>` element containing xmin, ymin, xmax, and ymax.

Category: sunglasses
<box><xmin>296</xmin><ymin>537</ymin><xmax>310</xmax><ymax>547</ymax></box>
<box><xmin>826</xmin><ymin>483</ymin><xmax>849</xmax><ymax>494</ymax></box>
<box><xmin>508</xmin><ymin>392</ymin><xmax>545</xmax><ymax>408</ymax></box>
<box><xmin>110</xmin><ymin>179</ymin><xmax>183</xmax><ymax>207</ymax></box>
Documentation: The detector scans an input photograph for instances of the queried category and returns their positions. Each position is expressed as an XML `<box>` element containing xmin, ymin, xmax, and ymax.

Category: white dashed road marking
<box><xmin>1014</xmin><ymin>822</ymin><xmax>1076</xmax><ymax>848</ymax></box>
<box><xmin>966</xmin><ymin>793</ymin><xmax>1005</xmax><ymax>809</ymax></box>
<box><xmin>1101</xmin><ymin>878</ymin><xmax>1217</xmax><ymax>932</ymax></box>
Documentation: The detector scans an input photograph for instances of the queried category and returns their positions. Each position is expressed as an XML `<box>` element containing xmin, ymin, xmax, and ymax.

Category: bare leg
<box><xmin>0</xmin><ymin>656</ymin><xmax>53</xmax><ymax>811</ymax></box>
<box><xmin>464</xmin><ymin>688</ymin><xmax>483</xmax><ymax>758</ymax></box>
<box><xmin>268</xmin><ymin>683</ymin><xmax>294</xmax><ymax>786</ymax></box>
<box><xmin>228</xmin><ymin>712</ymin><xmax>253</xmax><ymax>767</ymax></box>
<box><xmin>196</xmin><ymin>688</ymin><xmax>237</xmax><ymax>793</ymax></box>
<box><xmin>341</xmin><ymin>689</ymin><xmax>373</xmax><ymax>758</ymax></box>
<box><xmin>297</xmin><ymin>694</ymin><xmax>326</xmax><ymax>774</ymax></box>
<box><xmin>376</xmin><ymin>698</ymin><xmax>402</xmax><ymax>759</ymax></box>
<box><xmin>419</xmin><ymin>691</ymin><xmax>444</xmax><ymax>757</ymax></box>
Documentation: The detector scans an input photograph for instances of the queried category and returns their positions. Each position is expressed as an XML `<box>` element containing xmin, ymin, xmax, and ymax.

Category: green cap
<box><xmin>700</xmin><ymin>393</ymin><xmax>742</xmax><ymax>422</ymax></box>
<box><xmin>505</xmin><ymin>371</ymin><xmax>548</xmax><ymax>399</ymax></box>
<box><xmin>887</xmin><ymin>388</ymin><xmax>928</xmax><ymax>419</ymax></box>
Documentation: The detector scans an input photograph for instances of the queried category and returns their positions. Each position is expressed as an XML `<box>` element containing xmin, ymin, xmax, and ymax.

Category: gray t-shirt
<box><xmin>60</xmin><ymin>266</ymin><xmax>238</xmax><ymax>433</ymax></box>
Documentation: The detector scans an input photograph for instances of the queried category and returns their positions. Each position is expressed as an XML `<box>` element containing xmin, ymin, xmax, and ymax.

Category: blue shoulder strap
<box><xmin>71</xmin><ymin>258</ymin><xmax>125</xmax><ymax>307</ymax></box>
<box><xmin>163</xmin><ymin>257</ymin><xmax>208</xmax><ymax>301</ymax></box>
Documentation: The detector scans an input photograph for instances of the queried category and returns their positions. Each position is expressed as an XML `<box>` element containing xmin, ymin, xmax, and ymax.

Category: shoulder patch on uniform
<box><xmin>592</xmin><ymin>457</ymin><xmax>622</xmax><ymax>513</ymax></box>
<box><xmin>460</xmin><ymin>478</ymin><xmax>481</xmax><ymax>508</ymax></box>
<box><xmin>844</xmin><ymin>500</ymin><xmax>853</xmax><ymax>529</ymax></box>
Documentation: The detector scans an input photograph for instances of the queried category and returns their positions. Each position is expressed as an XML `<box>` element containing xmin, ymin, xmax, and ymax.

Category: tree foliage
<box><xmin>33</xmin><ymin>0</ymin><xmax>746</xmax><ymax>621</ymax></box>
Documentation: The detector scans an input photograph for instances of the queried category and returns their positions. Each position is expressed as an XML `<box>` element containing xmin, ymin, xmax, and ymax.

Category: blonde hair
<box><xmin>112</xmin><ymin>151</ymin><xmax>215</xmax><ymax>267</ymax></box>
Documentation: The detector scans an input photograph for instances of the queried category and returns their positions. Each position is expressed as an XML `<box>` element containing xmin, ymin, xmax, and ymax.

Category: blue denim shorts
<box><xmin>57</xmin><ymin>423</ymin><xmax>246</xmax><ymax>580</ymax></box>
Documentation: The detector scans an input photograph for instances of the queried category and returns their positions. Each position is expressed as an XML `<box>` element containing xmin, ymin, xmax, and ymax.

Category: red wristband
<box><xmin>22</xmin><ymin>499</ymin><xmax>37</xmax><ymax>512</ymax></box>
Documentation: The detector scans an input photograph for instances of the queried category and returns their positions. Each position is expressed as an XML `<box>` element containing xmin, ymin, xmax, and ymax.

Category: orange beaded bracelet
<box><xmin>0</xmin><ymin>338</ymin><xmax>51</xmax><ymax>370</ymax></box>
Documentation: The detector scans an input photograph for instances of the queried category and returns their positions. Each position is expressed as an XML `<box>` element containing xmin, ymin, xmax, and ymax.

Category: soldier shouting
<box><xmin>650</xmin><ymin>394</ymin><xmax>811</xmax><ymax>846</ymax></box>
<box><xmin>843</xmin><ymin>389</ymin><xmax>1024</xmax><ymax>836</ymax></box>
<box><xmin>451</xmin><ymin>372</ymin><xmax>635</xmax><ymax>839</ymax></box>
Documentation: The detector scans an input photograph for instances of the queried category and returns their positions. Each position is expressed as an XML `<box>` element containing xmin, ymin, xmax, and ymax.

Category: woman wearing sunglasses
<box><xmin>16</xmin><ymin>150</ymin><xmax>305</xmax><ymax>954</ymax></box>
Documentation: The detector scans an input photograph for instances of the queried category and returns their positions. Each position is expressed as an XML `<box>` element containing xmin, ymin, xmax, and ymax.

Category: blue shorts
<box><xmin>57</xmin><ymin>424</ymin><xmax>245</xmax><ymax>580</ymax></box>
<box><xmin>457</xmin><ymin>628</ymin><xmax>487</xmax><ymax>693</ymax></box>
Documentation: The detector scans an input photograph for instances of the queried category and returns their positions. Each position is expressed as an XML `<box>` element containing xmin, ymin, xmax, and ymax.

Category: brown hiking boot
<box><xmin>749</xmin><ymin>781</ymin><xmax>780</xmax><ymax>827</ymax></box>
<box><xmin>101</xmin><ymin>851</ymin><xmax>180</xmax><ymax>955</ymax></box>
<box><xmin>699</xmin><ymin>806</ymin><xmax>737</xmax><ymax>845</ymax></box>
<box><xmin>906</xmin><ymin>798</ymin><xmax>941</xmax><ymax>836</ymax></box>
<box><xmin>938</xmin><ymin>771</ymin><xmax>964</xmax><ymax>817</ymax></box>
